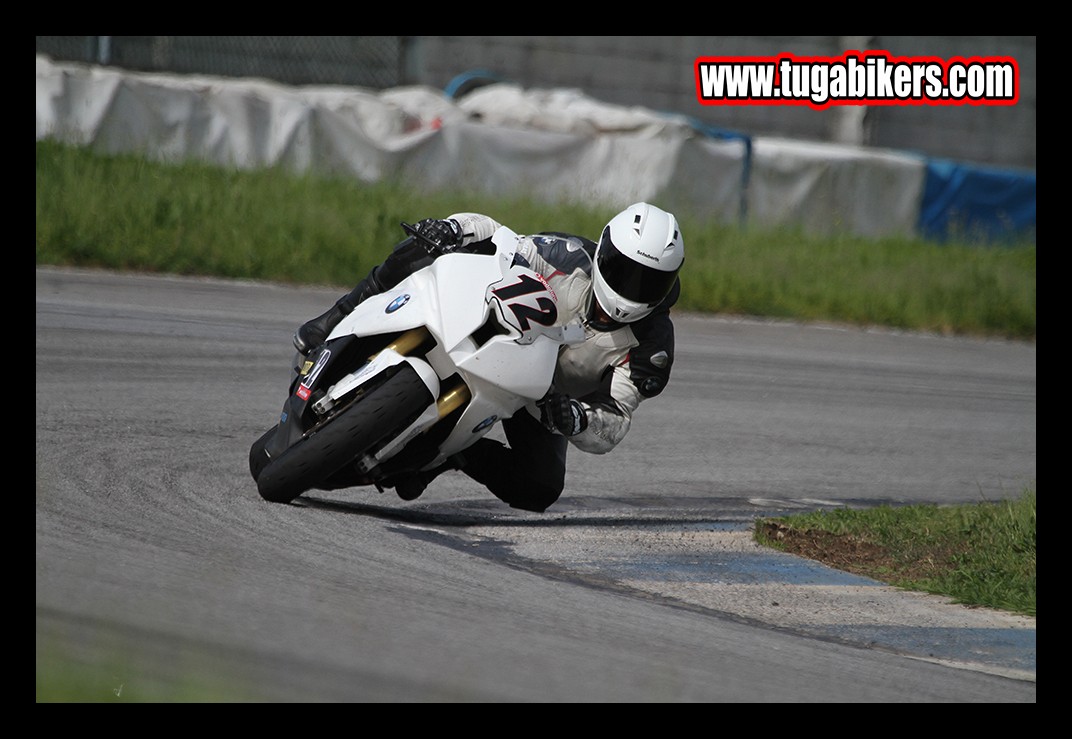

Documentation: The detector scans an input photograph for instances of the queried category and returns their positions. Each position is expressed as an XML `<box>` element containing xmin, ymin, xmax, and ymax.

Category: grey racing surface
<box><xmin>36</xmin><ymin>267</ymin><xmax>1036</xmax><ymax>702</ymax></box>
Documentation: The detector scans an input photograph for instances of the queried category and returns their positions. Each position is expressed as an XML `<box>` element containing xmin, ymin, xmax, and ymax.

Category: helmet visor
<box><xmin>597</xmin><ymin>232</ymin><xmax>680</xmax><ymax>306</ymax></box>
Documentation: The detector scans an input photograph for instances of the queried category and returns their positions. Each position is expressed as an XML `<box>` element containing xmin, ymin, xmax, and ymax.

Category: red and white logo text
<box><xmin>695</xmin><ymin>51</ymin><xmax>1019</xmax><ymax>109</ymax></box>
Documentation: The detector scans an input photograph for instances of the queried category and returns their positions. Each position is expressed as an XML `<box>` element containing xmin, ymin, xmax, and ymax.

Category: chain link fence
<box><xmin>36</xmin><ymin>36</ymin><xmax>406</xmax><ymax>88</ymax></box>
<box><xmin>36</xmin><ymin>35</ymin><xmax>1036</xmax><ymax>170</ymax></box>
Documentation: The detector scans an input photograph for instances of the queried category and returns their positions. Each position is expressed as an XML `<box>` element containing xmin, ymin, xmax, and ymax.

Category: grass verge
<box><xmin>754</xmin><ymin>489</ymin><xmax>1036</xmax><ymax>617</ymax></box>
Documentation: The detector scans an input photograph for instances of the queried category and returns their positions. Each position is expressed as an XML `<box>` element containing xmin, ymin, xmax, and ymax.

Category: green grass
<box><xmin>36</xmin><ymin>644</ymin><xmax>253</xmax><ymax>703</ymax></box>
<box><xmin>36</xmin><ymin>139</ymin><xmax>1036</xmax><ymax>339</ymax></box>
<box><xmin>755</xmin><ymin>489</ymin><xmax>1036</xmax><ymax>617</ymax></box>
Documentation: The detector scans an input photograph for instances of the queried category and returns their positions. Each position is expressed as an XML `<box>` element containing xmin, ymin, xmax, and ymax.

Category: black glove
<box><xmin>539</xmin><ymin>393</ymin><xmax>589</xmax><ymax>436</ymax></box>
<box><xmin>415</xmin><ymin>218</ymin><xmax>463</xmax><ymax>251</ymax></box>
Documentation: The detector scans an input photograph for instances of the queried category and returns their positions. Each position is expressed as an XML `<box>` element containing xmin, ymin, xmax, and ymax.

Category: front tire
<box><xmin>256</xmin><ymin>364</ymin><xmax>434</xmax><ymax>503</ymax></box>
<box><xmin>249</xmin><ymin>426</ymin><xmax>276</xmax><ymax>482</ymax></box>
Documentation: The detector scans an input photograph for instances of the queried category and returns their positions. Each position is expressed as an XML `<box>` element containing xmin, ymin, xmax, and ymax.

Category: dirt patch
<box><xmin>757</xmin><ymin>520</ymin><xmax>936</xmax><ymax>584</ymax></box>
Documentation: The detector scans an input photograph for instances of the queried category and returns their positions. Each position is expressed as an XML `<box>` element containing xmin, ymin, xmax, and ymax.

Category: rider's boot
<box><xmin>292</xmin><ymin>275</ymin><xmax>380</xmax><ymax>354</ymax></box>
<box><xmin>293</xmin><ymin>237</ymin><xmax>435</xmax><ymax>355</ymax></box>
<box><xmin>392</xmin><ymin>454</ymin><xmax>466</xmax><ymax>501</ymax></box>
<box><xmin>393</xmin><ymin>472</ymin><xmax>429</xmax><ymax>501</ymax></box>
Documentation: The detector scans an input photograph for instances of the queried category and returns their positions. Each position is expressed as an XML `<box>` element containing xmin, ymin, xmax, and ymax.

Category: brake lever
<box><xmin>400</xmin><ymin>222</ymin><xmax>444</xmax><ymax>256</ymax></box>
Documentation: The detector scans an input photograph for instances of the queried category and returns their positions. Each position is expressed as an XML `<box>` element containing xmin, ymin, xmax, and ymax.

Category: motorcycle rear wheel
<box><xmin>255</xmin><ymin>363</ymin><xmax>434</xmax><ymax>503</ymax></box>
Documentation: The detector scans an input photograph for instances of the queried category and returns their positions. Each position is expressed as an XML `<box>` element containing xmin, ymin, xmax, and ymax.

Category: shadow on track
<box><xmin>293</xmin><ymin>492</ymin><xmax>889</xmax><ymax>529</ymax></box>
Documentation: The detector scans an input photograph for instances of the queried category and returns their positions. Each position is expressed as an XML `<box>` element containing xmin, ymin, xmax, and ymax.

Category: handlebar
<box><xmin>400</xmin><ymin>221</ymin><xmax>446</xmax><ymax>257</ymax></box>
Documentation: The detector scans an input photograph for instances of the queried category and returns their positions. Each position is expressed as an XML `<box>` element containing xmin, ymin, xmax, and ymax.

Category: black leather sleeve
<box><xmin>627</xmin><ymin>279</ymin><xmax>679</xmax><ymax>398</ymax></box>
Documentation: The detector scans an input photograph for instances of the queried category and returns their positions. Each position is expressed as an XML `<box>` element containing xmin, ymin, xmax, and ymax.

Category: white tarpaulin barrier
<box><xmin>748</xmin><ymin>137</ymin><xmax>926</xmax><ymax>238</ymax></box>
<box><xmin>36</xmin><ymin>54</ymin><xmax>927</xmax><ymax>238</ymax></box>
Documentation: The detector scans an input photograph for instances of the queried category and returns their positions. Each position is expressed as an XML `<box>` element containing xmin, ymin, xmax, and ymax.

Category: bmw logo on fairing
<box><xmin>386</xmin><ymin>294</ymin><xmax>411</xmax><ymax>313</ymax></box>
<box><xmin>472</xmin><ymin>415</ymin><xmax>498</xmax><ymax>433</ymax></box>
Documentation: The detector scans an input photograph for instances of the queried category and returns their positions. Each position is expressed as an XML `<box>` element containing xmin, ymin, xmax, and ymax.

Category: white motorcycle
<box><xmin>249</xmin><ymin>223</ymin><xmax>584</xmax><ymax>504</ymax></box>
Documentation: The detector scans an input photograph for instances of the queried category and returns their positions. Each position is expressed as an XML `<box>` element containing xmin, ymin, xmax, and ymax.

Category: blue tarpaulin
<box><xmin>918</xmin><ymin>159</ymin><xmax>1036</xmax><ymax>243</ymax></box>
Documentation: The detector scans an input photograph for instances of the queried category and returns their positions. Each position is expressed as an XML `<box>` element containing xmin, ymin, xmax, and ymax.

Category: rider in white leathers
<box><xmin>293</xmin><ymin>203</ymin><xmax>685</xmax><ymax>511</ymax></box>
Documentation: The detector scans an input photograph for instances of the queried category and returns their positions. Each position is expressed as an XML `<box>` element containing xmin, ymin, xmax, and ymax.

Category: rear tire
<box><xmin>256</xmin><ymin>364</ymin><xmax>434</xmax><ymax>503</ymax></box>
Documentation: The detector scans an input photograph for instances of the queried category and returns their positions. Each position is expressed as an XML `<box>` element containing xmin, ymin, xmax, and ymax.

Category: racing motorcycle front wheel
<box><xmin>253</xmin><ymin>363</ymin><xmax>434</xmax><ymax>504</ymax></box>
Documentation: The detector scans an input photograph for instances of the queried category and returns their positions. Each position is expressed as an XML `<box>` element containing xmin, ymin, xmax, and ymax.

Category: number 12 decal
<box><xmin>490</xmin><ymin>272</ymin><xmax>558</xmax><ymax>339</ymax></box>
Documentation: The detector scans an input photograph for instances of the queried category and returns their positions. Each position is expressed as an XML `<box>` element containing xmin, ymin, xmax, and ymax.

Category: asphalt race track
<box><xmin>36</xmin><ymin>267</ymin><xmax>1036</xmax><ymax>702</ymax></box>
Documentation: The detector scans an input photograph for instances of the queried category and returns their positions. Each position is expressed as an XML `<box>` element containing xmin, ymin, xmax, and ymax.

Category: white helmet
<box><xmin>589</xmin><ymin>202</ymin><xmax>684</xmax><ymax>328</ymax></box>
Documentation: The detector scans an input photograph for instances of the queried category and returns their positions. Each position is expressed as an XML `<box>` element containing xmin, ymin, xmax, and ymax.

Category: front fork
<box><xmin>383</xmin><ymin>327</ymin><xmax>472</xmax><ymax>419</ymax></box>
